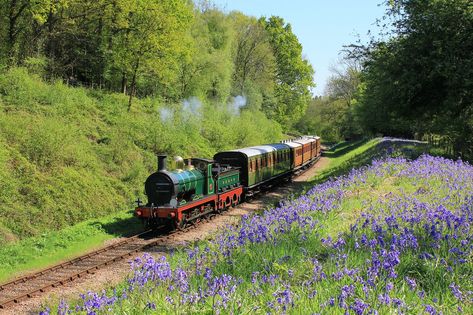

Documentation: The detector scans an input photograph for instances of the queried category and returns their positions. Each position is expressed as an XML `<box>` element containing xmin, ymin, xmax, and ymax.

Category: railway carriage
<box><xmin>294</xmin><ymin>138</ymin><xmax>315</xmax><ymax>166</ymax></box>
<box><xmin>283</xmin><ymin>141</ymin><xmax>304</xmax><ymax>168</ymax></box>
<box><xmin>213</xmin><ymin>144</ymin><xmax>292</xmax><ymax>189</ymax></box>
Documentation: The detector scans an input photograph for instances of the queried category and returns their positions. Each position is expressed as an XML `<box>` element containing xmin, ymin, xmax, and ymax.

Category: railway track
<box><xmin>0</xmin><ymin>228</ymin><xmax>189</xmax><ymax>309</ymax></box>
<box><xmin>0</xmin><ymin>160</ymin><xmax>320</xmax><ymax>310</ymax></box>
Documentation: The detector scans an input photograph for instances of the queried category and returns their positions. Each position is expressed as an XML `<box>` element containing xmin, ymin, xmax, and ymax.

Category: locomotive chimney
<box><xmin>157</xmin><ymin>154</ymin><xmax>167</xmax><ymax>171</ymax></box>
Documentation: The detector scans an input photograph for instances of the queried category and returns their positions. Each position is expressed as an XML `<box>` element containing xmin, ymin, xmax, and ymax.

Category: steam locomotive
<box><xmin>135</xmin><ymin>136</ymin><xmax>321</xmax><ymax>230</ymax></box>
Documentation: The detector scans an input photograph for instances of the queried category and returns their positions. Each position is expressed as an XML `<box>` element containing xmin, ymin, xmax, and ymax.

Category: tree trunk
<box><xmin>7</xmin><ymin>0</ymin><xmax>29</xmax><ymax>64</ymax></box>
<box><xmin>127</xmin><ymin>59</ymin><xmax>140</xmax><ymax>111</ymax></box>
<box><xmin>121</xmin><ymin>72</ymin><xmax>127</xmax><ymax>94</ymax></box>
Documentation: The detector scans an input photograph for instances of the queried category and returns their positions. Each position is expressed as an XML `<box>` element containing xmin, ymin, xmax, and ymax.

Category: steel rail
<box><xmin>0</xmin><ymin>229</ymin><xmax>162</xmax><ymax>309</ymax></box>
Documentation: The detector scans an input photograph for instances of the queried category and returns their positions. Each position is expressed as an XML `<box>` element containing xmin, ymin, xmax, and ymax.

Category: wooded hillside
<box><xmin>0</xmin><ymin>0</ymin><xmax>314</xmax><ymax>128</ymax></box>
<box><xmin>0</xmin><ymin>68</ymin><xmax>283</xmax><ymax>243</ymax></box>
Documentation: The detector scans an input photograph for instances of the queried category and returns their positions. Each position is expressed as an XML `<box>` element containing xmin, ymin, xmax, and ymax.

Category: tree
<box><xmin>296</xmin><ymin>58</ymin><xmax>363</xmax><ymax>141</ymax></box>
<box><xmin>174</xmin><ymin>7</ymin><xmax>234</xmax><ymax>102</ymax></box>
<box><xmin>325</xmin><ymin>58</ymin><xmax>361</xmax><ymax>108</ymax></box>
<box><xmin>230</xmin><ymin>12</ymin><xmax>275</xmax><ymax>110</ymax></box>
<box><xmin>261</xmin><ymin>16</ymin><xmax>314</xmax><ymax>129</ymax></box>
<box><xmin>0</xmin><ymin>0</ymin><xmax>67</xmax><ymax>65</ymax></box>
<box><xmin>357</xmin><ymin>0</ymin><xmax>473</xmax><ymax>157</ymax></box>
<box><xmin>105</xmin><ymin>0</ymin><xmax>192</xmax><ymax>110</ymax></box>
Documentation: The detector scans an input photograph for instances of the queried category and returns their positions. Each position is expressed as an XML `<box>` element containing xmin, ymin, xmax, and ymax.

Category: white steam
<box><xmin>228</xmin><ymin>95</ymin><xmax>247</xmax><ymax>115</ymax></box>
<box><xmin>159</xmin><ymin>107</ymin><xmax>173</xmax><ymax>122</ymax></box>
<box><xmin>182</xmin><ymin>96</ymin><xmax>202</xmax><ymax>116</ymax></box>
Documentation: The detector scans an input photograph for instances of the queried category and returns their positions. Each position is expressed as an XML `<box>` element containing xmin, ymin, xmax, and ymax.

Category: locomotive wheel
<box><xmin>176</xmin><ymin>220</ymin><xmax>185</xmax><ymax>231</ymax></box>
<box><xmin>176</xmin><ymin>213</ymin><xmax>187</xmax><ymax>231</ymax></box>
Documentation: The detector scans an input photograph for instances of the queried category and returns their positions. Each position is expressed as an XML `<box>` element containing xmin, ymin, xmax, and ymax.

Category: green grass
<box><xmin>310</xmin><ymin>138</ymin><xmax>430</xmax><ymax>185</ymax></box>
<box><xmin>0</xmin><ymin>210</ymin><xmax>144</xmax><ymax>283</ymax></box>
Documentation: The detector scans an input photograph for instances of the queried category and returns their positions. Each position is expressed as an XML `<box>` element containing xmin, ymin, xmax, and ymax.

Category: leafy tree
<box><xmin>261</xmin><ymin>16</ymin><xmax>314</xmax><ymax>129</ymax></box>
<box><xmin>173</xmin><ymin>7</ymin><xmax>234</xmax><ymax>103</ymax></box>
<box><xmin>230</xmin><ymin>12</ymin><xmax>275</xmax><ymax>110</ymax></box>
<box><xmin>357</xmin><ymin>0</ymin><xmax>473</xmax><ymax>157</ymax></box>
<box><xmin>0</xmin><ymin>0</ymin><xmax>67</xmax><ymax>65</ymax></box>
<box><xmin>105</xmin><ymin>0</ymin><xmax>192</xmax><ymax>110</ymax></box>
<box><xmin>325</xmin><ymin>59</ymin><xmax>361</xmax><ymax>108</ymax></box>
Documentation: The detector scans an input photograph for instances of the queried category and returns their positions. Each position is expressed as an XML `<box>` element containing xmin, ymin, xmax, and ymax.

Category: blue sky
<box><xmin>211</xmin><ymin>0</ymin><xmax>388</xmax><ymax>96</ymax></box>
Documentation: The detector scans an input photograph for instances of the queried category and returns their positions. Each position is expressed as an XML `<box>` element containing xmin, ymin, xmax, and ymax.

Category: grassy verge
<box><xmin>0</xmin><ymin>210</ymin><xmax>144</xmax><ymax>283</ymax></box>
<box><xmin>311</xmin><ymin>138</ymin><xmax>430</xmax><ymax>184</ymax></box>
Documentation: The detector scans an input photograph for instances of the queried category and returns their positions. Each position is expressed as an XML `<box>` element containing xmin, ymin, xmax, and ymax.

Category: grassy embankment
<box><xmin>41</xmin><ymin>138</ymin><xmax>472</xmax><ymax>315</ymax></box>
<box><xmin>0</xmin><ymin>67</ymin><xmax>283</xmax><ymax>283</ymax></box>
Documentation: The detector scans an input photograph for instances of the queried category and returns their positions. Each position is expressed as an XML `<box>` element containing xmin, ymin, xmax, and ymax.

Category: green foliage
<box><xmin>296</xmin><ymin>59</ymin><xmax>363</xmax><ymax>142</ymax></box>
<box><xmin>0</xmin><ymin>210</ymin><xmax>143</xmax><ymax>283</ymax></box>
<box><xmin>356</xmin><ymin>0</ymin><xmax>473</xmax><ymax>158</ymax></box>
<box><xmin>0</xmin><ymin>1</ymin><xmax>316</xmax><ymax>128</ymax></box>
<box><xmin>0</xmin><ymin>0</ymin><xmax>317</xmax><ymax>245</ymax></box>
<box><xmin>261</xmin><ymin>16</ymin><xmax>315</xmax><ymax>129</ymax></box>
<box><xmin>105</xmin><ymin>0</ymin><xmax>193</xmax><ymax>109</ymax></box>
<box><xmin>230</xmin><ymin>12</ymin><xmax>275</xmax><ymax>110</ymax></box>
<box><xmin>0</xmin><ymin>68</ymin><xmax>282</xmax><ymax>243</ymax></box>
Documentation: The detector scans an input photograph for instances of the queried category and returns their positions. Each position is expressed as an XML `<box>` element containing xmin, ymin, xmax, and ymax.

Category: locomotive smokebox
<box><xmin>157</xmin><ymin>154</ymin><xmax>167</xmax><ymax>171</ymax></box>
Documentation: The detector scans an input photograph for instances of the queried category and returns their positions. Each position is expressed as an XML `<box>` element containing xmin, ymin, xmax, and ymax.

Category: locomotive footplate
<box><xmin>136</xmin><ymin>195</ymin><xmax>218</xmax><ymax>220</ymax></box>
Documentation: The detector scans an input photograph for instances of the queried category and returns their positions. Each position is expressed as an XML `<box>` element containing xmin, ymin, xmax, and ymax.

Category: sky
<box><xmin>211</xmin><ymin>0</ymin><xmax>388</xmax><ymax>96</ymax></box>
